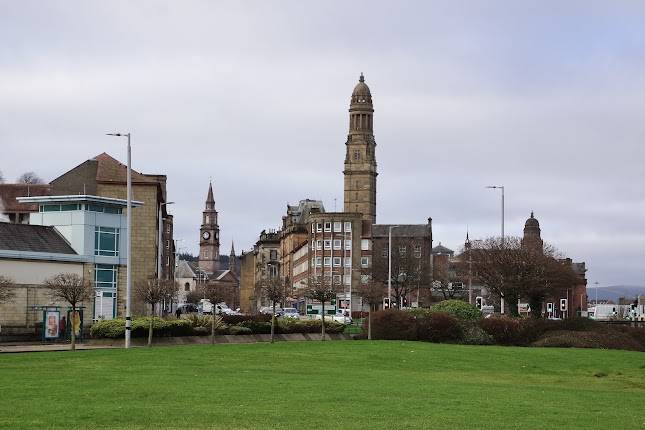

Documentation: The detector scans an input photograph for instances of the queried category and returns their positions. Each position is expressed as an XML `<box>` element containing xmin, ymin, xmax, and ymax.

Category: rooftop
<box><xmin>0</xmin><ymin>223</ymin><xmax>76</xmax><ymax>255</ymax></box>
<box><xmin>17</xmin><ymin>194</ymin><xmax>144</xmax><ymax>208</ymax></box>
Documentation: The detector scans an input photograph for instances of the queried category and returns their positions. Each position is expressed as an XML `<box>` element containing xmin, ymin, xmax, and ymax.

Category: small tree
<box><xmin>304</xmin><ymin>275</ymin><xmax>339</xmax><ymax>341</ymax></box>
<box><xmin>202</xmin><ymin>282</ymin><xmax>227</xmax><ymax>344</ymax></box>
<box><xmin>44</xmin><ymin>273</ymin><xmax>92</xmax><ymax>351</ymax></box>
<box><xmin>17</xmin><ymin>171</ymin><xmax>45</xmax><ymax>184</ymax></box>
<box><xmin>357</xmin><ymin>278</ymin><xmax>384</xmax><ymax>340</ymax></box>
<box><xmin>0</xmin><ymin>275</ymin><xmax>16</xmax><ymax>304</ymax></box>
<box><xmin>258</xmin><ymin>276</ymin><xmax>286</xmax><ymax>343</ymax></box>
<box><xmin>134</xmin><ymin>279</ymin><xmax>178</xmax><ymax>346</ymax></box>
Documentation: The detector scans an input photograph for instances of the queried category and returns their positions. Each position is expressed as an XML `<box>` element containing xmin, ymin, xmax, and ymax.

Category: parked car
<box><xmin>313</xmin><ymin>311</ymin><xmax>352</xmax><ymax>324</ymax></box>
<box><xmin>281</xmin><ymin>308</ymin><xmax>300</xmax><ymax>319</ymax></box>
<box><xmin>260</xmin><ymin>306</ymin><xmax>284</xmax><ymax>316</ymax></box>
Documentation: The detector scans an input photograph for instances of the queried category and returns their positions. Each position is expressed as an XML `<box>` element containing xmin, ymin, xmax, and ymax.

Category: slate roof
<box><xmin>372</xmin><ymin>224</ymin><xmax>431</xmax><ymax>238</ymax></box>
<box><xmin>0</xmin><ymin>184</ymin><xmax>52</xmax><ymax>213</ymax></box>
<box><xmin>432</xmin><ymin>243</ymin><xmax>454</xmax><ymax>255</ymax></box>
<box><xmin>0</xmin><ymin>222</ymin><xmax>76</xmax><ymax>255</ymax></box>
<box><xmin>93</xmin><ymin>153</ymin><xmax>160</xmax><ymax>184</ymax></box>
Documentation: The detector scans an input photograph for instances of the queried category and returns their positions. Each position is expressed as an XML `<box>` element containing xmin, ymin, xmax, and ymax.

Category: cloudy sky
<box><xmin>2</xmin><ymin>1</ymin><xmax>644</xmax><ymax>287</ymax></box>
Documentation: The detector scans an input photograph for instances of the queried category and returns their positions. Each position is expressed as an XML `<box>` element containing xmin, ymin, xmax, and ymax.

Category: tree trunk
<box><xmin>148</xmin><ymin>303</ymin><xmax>154</xmax><ymax>347</ymax></box>
<box><xmin>271</xmin><ymin>302</ymin><xmax>276</xmax><ymax>344</ymax></box>
<box><xmin>211</xmin><ymin>308</ymin><xmax>215</xmax><ymax>345</ymax></box>
<box><xmin>321</xmin><ymin>301</ymin><xmax>326</xmax><ymax>341</ymax></box>
<box><xmin>367</xmin><ymin>305</ymin><xmax>372</xmax><ymax>340</ymax></box>
<box><xmin>70</xmin><ymin>305</ymin><xmax>76</xmax><ymax>351</ymax></box>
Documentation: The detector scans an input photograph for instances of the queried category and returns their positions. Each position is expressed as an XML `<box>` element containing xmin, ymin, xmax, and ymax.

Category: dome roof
<box><xmin>352</xmin><ymin>73</ymin><xmax>371</xmax><ymax>97</ymax></box>
<box><xmin>525</xmin><ymin>211</ymin><xmax>540</xmax><ymax>228</ymax></box>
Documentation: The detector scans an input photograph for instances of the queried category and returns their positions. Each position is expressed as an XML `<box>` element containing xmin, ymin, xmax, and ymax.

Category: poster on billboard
<box><xmin>44</xmin><ymin>310</ymin><xmax>60</xmax><ymax>339</ymax></box>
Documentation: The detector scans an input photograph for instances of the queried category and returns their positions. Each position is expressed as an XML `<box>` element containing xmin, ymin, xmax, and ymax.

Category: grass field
<box><xmin>1</xmin><ymin>341</ymin><xmax>643</xmax><ymax>429</ymax></box>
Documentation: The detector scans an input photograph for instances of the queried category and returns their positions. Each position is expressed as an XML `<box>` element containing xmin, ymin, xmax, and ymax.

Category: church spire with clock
<box><xmin>199</xmin><ymin>182</ymin><xmax>220</xmax><ymax>273</ymax></box>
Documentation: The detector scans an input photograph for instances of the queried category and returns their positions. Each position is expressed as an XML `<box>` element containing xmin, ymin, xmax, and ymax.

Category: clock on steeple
<box><xmin>199</xmin><ymin>182</ymin><xmax>220</xmax><ymax>273</ymax></box>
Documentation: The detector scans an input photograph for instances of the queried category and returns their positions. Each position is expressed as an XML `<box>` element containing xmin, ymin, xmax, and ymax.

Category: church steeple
<box><xmin>344</xmin><ymin>73</ymin><xmax>378</xmax><ymax>224</ymax></box>
<box><xmin>229</xmin><ymin>241</ymin><xmax>237</xmax><ymax>273</ymax></box>
<box><xmin>199</xmin><ymin>181</ymin><xmax>220</xmax><ymax>273</ymax></box>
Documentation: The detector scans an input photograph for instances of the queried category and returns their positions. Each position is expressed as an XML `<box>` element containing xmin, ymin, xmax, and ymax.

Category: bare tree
<box><xmin>202</xmin><ymin>282</ymin><xmax>228</xmax><ymax>344</ymax></box>
<box><xmin>44</xmin><ymin>273</ymin><xmax>92</xmax><ymax>350</ymax></box>
<box><xmin>258</xmin><ymin>276</ymin><xmax>286</xmax><ymax>343</ymax></box>
<box><xmin>357</xmin><ymin>277</ymin><xmax>384</xmax><ymax>340</ymax></box>
<box><xmin>465</xmin><ymin>237</ymin><xmax>578</xmax><ymax>317</ymax></box>
<box><xmin>372</xmin><ymin>238</ymin><xmax>431</xmax><ymax>308</ymax></box>
<box><xmin>135</xmin><ymin>278</ymin><xmax>178</xmax><ymax>346</ymax></box>
<box><xmin>17</xmin><ymin>171</ymin><xmax>45</xmax><ymax>184</ymax></box>
<box><xmin>0</xmin><ymin>275</ymin><xmax>16</xmax><ymax>304</ymax></box>
<box><xmin>304</xmin><ymin>275</ymin><xmax>340</xmax><ymax>341</ymax></box>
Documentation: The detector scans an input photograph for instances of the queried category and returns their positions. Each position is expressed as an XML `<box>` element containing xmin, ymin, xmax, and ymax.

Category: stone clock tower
<box><xmin>199</xmin><ymin>182</ymin><xmax>220</xmax><ymax>273</ymax></box>
<box><xmin>344</xmin><ymin>73</ymin><xmax>377</xmax><ymax>224</ymax></box>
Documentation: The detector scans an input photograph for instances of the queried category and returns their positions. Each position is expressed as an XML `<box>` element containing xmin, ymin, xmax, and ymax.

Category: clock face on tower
<box><xmin>202</xmin><ymin>231</ymin><xmax>211</xmax><ymax>240</ymax></box>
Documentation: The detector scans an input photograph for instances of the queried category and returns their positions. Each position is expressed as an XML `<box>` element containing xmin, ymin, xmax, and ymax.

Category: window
<box><xmin>203</xmin><ymin>250</ymin><xmax>209</xmax><ymax>259</ymax></box>
<box><xmin>414</xmin><ymin>245</ymin><xmax>422</xmax><ymax>258</ymax></box>
<box><xmin>95</xmin><ymin>264</ymin><xmax>118</xmax><ymax>289</ymax></box>
<box><xmin>324</xmin><ymin>222</ymin><xmax>332</xmax><ymax>232</ymax></box>
<box><xmin>94</xmin><ymin>226</ymin><xmax>120</xmax><ymax>256</ymax></box>
<box><xmin>324</xmin><ymin>257</ymin><xmax>331</xmax><ymax>267</ymax></box>
<box><xmin>165</xmin><ymin>240</ymin><xmax>170</xmax><ymax>249</ymax></box>
<box><xmin>311</xmin><ymin>240</ymin><xmax>315</xmax><ymax>250</ymax></box>
<box><xmin>344</xmin><ymin>222</ymin><xmax>352</xmax><ymax>232</ymax></box>
<box><xmin>382</xmin><ymin>249</ymin><xmax>388</xmax><ymax>258</ymax></box>
<box><xmin>311</xmin><ymin>257</ymin><xmax>315</xmax><ymax>267</ymax></box>
<box><xmin>316</xmin><ymin>257</ymin><xmax>322</xmax><ymax>267</ymax></box>
<box><xmin>333</xmin><ymin>239</ymin><xmax>342</xmax><ymax>250</ymax></box>
<box><xmin>333</xmin><ymin>274</ymin><xmax>342</xmax><ymax>285</ymax></box>
<box><xmin>361</xmin><ymin>257</ymin><xmax>370</xmax><ymax>268</ymax></box>
<box><xmin>316</xmin><ymin>240</ymin><xmax>323</xmax><ymax>251</ymax></box>
<box><xmin>345</xmin><ymin>239</ymin><xmax>352</xmax><ymax>250</ymax></box>
<box><xmin>316</xmin><ymin>223</ymin><xmax>322</xmax><ymax>232</ymax></box>
<box><xmin>361</xmin><ymin>274</ymin><xmax>371</xmax><ymax>284</ymax></box>
<box><xmin>399</xmin><ymin>246</ymin><xmax>407</xmax><ymax>257</ymax></box>
<box><xmin>269</xmin><ymin>250</ymin><xmax>278</xmax><ymax>260</ymax></box>
<box><xmin>361</xmin><ymin>239</ymin><xmax>371</xmax><ymax>251</ymax></box>
<box><xmin>311</xmin><ymin>223</ymin><xmax>315</xmax><ymax>233</ymax></box>
<box><xmin>324</xmin><ymin>240</ymin><xmax>331</xmax><ymax>250</ymax></box>
<box><xmin>353</xmin><ymin>150</ymin><xmax>360</xmax><ymax>161</ymax></box>
<box><xmin>333</xmin><ymin>222</ymin><xmax>342</xmax><ymax>232</ymax></box>
<box><xmin>184</xmin><ymin>282</ymin><xmax>190</xmax><ymax>292</ymax></box>
<box><xmin>344</xmin><ymin>257</ymin><xmax>351</xmax><ymax>267</ymax></box>
<box><xmin>41</xmin><ymin>204</ymin><xmax>82</xmax><ymax>212</ymax></box>
<box><xmin>87</xmin><ymin>204</ymin><xmax>122</xmax><ymax>214</ymax></box>
<box><xmin>333</xmin><ymin>257</ymin><xmax>342</xmax><ymax>267</ymax></box>
<box><xmin>344</xmin><ymin>275</ymin><xmax>351</xmax><ymax>285</ymax></box>
<box><xmin>269</xmin><ymin>265</ymin><xmax>278</xmax><ymax>277</ymax></box>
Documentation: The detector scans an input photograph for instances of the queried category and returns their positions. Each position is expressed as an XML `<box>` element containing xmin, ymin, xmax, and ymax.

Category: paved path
<box><xmin>0</xmin><ymin>343</ymin><xmax>119</xmax><ymax>353</ymax></box>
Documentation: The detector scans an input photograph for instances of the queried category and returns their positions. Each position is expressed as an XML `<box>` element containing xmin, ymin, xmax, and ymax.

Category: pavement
<box><xmin>0</xmin><ymin>343</ymin><xmax>119</xmax><ymax>353</ymax></box>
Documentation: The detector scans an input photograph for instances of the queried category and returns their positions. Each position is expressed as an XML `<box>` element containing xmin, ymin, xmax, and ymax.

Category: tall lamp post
<box><xmin>387</xmin><ymin>225</ymin><xmax>399</xmax><ymax>308</ymax></box>
<box><xmin>107</xmin><ymin>132</ymin><xmax>132</xmax><ymax>348</ymax></box>
<box><xmin>486</xmin><ymin>185</ymin><xmax>505</xmax><ymax>313</ymax></box>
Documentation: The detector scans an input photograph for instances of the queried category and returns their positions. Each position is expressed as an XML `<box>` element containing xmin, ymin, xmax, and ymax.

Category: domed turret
<box><xmin>522</xmin><ymin>211</ymin><xmax>542</xmax><ymax>252</ymax></box>
<box><xmin>351</xmin><ymin>73</ymin><xmax>372</xmax><ymax>100</ymax></box>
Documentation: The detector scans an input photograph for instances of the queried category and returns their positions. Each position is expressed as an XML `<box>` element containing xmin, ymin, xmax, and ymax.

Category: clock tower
<box><xmin>199</xmin><ymin>182</ymin><xmax>220</xmax><ymax>273</ymax></box>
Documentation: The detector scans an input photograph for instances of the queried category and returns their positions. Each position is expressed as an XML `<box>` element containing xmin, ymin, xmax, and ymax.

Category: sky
<box><xmin>1</xmin><ymin>1</ymin><xmax>644</xmax><ymax>287</ymax></box>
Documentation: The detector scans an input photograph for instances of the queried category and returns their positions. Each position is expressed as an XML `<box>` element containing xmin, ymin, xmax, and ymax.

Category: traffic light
<box><xmin>383</xmin><ymin>298</ymin><xmax>390</xmax><ymax>309</ymax></box>
<box><xmin>547</xmin><ymin>302</ymin><xmax>554</xmax><ymax>314</ymax></box>
<box><xmin>560</xmin><ymin>298</ymin><xmax>568</xmax><ymax>312</ymax></box>
<box><xmin>475</xmin><ymin>296</ymin><xmax>483</xmax><ymax>310</ymax></box>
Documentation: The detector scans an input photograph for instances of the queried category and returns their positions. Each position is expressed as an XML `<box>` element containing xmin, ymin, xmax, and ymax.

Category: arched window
<box><xmin>184</xmin><ymin>282</ymin><xmax>190</xmax><ymax>292</ymax></box>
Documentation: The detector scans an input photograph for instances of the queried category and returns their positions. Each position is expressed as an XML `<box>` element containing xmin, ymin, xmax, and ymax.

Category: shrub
<box><xmin>221</xmin><ymin>314</ymin><xmax>271</xmax><ymax>324</ymax></box>
<box><xmin>228</xmin><ymin>325</ymin><xmax>253</xmax><ymax>335</ymax></box>
<box><xmin>369</xmin><ymin>310</ymin><xmax>418</xmax><ymax>340</ymax></box>
<box><xmin>480</xmin><ymin>317</ymin><xmax>525</xmax><ymax>346</ymax></box>
<box><xmin>430</xmin><ymin>300</ymin><xmax>481</xmax><ymax>320</ymax></box>
<box><xmin>417</xmin><ymin>312</ymin><xmax>463</xmax><ymax>343</ymax></box>
<box><xmin>91</xmin><ymin>318</ymin><xmax>192</xmax><ymax>338</ymax></box>
<box><xmin>461</xmin><ymin>322</ymin><xmax>494</xmax><ymax>345</ymax></box>
<box><xmin>531</xmin><ymin>330</ymin><xmax>644</xmax><ymax>351</ymax></box>
<box><xmin>277</xmin><ymin>319</ymin><xmax>345</xmax><ymax>334</ymax></box>
<box><xmin>240</xmin><ymin>320</ymin><xmax>272</xmax><ymax>334</ymax></box>
<box><xmin>184</xmin><ymin>314</ymin><xmax>223</xmax><ymax>329</ymax></box>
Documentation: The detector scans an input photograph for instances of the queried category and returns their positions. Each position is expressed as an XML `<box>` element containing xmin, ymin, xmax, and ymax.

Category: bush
<box><xmin>184</xmin><ymin>314</ymin><xmax>223</xmax><ymax>329</ymax></box>
<box><xmin>90</xmin><ymin>318</ymin><xmax>192</xmax><ymax>338</ymax></box>
<box><xmin>461</xmin><ymin>322</ymin><xmax>494</xmax><ymax>345</ymax></box>
<box><xmin>417</xmin><ymin>312</ymin><xmax>463</xmax><ymax>343</ymax></box>
<box><xmin>480</xmin><ymin>317</ymin><xmax>525</xmax><ymax>346</ymax></box>
<box><xmin>240</xmin><ymin>320</ymin><xmax>272</xmax><ymax>334</ymax></box>
<box><xmin>277</xmin><ymin>319</ymin><xmax>345</xmax><ymax>334</ymax></box>
<box><xmin>228</xmin><ymin>325</ymin><xmax>253</xmax><ymax>335</ymax></box>
<box><xmin>532</xmin><ymin>330</ymin><xmax>645</xmax><ymax>351</ymax></box>
<box><xmin>221</xmin><ymin>314</ymin><xmax>271</xmax><ymax>324</ymax></box>
<box><xmin>430</xmin><ymin>300</ymin><xmax>481</xmax><ymax>320</ymax></box>
<box><xmin>369</xmin><ymin>310</ymin><xmax>418</xmax><ymax>340</ymax></box>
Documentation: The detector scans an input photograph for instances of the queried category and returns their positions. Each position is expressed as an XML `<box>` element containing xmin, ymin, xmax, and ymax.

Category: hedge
<box><xmin>90</xmin><ymin>318</ymin><xmax>192</xmax><ymax>339</ymax></box>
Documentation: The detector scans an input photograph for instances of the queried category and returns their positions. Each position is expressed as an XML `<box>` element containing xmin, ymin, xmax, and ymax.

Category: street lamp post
<box><xmin>387</xmin><ymin>225</ymin><xmax>399</xmax><ymax>308</ymax></box>
<box><xmin>486</xmin><ymin>185</ymin><xmax>505</xmax><ymax>313</ymax></box>
<box><xmin>107</xmin><ymin>132</ymin><xmax>132</xmax><ymax>348</ymax></box>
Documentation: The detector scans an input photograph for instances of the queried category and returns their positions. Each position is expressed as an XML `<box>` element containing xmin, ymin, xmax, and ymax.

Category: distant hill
<box><xmin>589</xmin><ymin>285</ymin><xmax>645</xmax><ymax>302</ymax></box>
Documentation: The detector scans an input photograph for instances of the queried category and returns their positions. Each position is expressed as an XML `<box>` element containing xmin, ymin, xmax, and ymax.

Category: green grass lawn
<box><xmin>1</xmin><ymin>341</ymin><xmax>643</xmax><ymax>429</ymax></box>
